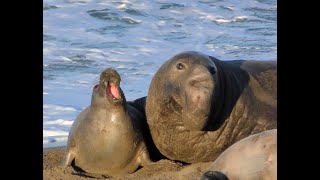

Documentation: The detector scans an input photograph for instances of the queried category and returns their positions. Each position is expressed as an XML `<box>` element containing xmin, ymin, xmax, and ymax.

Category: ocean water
<box><xmin>43</xmin><ymin>0</ymin><xmax>277</xmax><ymax>148</ymax></box>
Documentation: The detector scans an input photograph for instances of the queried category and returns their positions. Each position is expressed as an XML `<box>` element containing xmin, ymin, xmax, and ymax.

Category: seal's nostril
<box><xmin>208</xmin><ymin>66</ymin><xmax>216</xmax><ymax>75</ymax></box>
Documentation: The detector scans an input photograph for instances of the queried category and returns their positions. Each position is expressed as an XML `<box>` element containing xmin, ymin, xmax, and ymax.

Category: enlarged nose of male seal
<box><xmin>188</xmin><ymin>65</ymin><xmax>215</xmax><ymax>83</ymax></box>
<box><xmin>187</xmin><ymin>65</ymin><xmax>214</xmax><ymax>97</ymax></box>
<box><xmin>182</xmin><ymin>65</ymin><xmax>215</xmax><ymax>130</ymax></box>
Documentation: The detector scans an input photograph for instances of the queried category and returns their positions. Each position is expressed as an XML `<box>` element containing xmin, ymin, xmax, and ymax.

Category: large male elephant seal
<box><xmin>201</xmin><ymin>129</ymin><xmax>277</xmax><ymax>180</ymax></box>
<box><xmin>62</xmin><ymin>68</ymin><xmax>153</xmax><ymax>176</ymax></box>
<box><xmin>145</xmin><ymin>51</ymin><xmax>277</xmax><ymax>163</ymax></box>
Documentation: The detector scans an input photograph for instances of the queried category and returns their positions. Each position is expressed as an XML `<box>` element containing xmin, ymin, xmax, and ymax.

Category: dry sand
<box><xmin>43</xmin><ymin>146</ymin><xmax>212</xmax><ymax>180</ymax></box>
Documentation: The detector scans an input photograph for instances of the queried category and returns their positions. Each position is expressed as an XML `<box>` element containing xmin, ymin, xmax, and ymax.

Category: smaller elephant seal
<box><xmin>201</xmin><ymin>129</ymin><xmax>277</xmax><ymax>180</ymax></box>
<box><xmin>62</xmin><ymin>68</ymin><xmax>153</xmax><ymax>176</ymax></box>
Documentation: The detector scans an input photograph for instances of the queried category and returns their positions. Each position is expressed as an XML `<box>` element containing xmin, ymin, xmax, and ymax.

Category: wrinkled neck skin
<box><xmin>204</xmin><ymin>57</ymin><xmax>250</xmax><ymax>131</ymax></box>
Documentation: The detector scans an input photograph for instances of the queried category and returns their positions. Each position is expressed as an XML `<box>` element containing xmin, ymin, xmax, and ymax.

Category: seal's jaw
<box><xmin>105</xmin><ymin>81</ymin><xmax>123</xmax><ymax>104</ymax></box>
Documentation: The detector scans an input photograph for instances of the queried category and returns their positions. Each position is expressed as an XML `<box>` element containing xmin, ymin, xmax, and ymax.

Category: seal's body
<box><xmin>145</xmin><ymin>51</ymin><xmax>277</xmax><ymax>163</ymax></box>
<box><xmin>63</xmin><ymin>68</ymin><xmax>152</xmax><ymax>176</ymax></box>
<box><xmin>201</xmin><ymin>129</ymin><xmax>277</xmax><ymax>180</ymax></box>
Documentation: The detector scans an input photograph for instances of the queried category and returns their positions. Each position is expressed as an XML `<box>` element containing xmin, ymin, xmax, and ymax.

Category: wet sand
<box><xmin>43</xmin><ymin>146</ymin><xmax>212</xmax><ymax>180</ymax></box>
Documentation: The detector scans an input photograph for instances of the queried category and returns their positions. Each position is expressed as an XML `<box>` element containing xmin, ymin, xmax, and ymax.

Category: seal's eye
<box><xmin>176</xmin><ymin>63</ymin><xmax>185</xmax><ymax>70</ymax></box>
<box><xmin>94</xmin><ymin>85</ymin><xmax>99</xmax><ymax>89</ymax></box>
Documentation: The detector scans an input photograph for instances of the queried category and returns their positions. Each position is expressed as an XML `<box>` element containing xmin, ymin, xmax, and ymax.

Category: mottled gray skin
<box><xmin>201</xmin><ymin>129</ymin><xmax>277</xmax><ymax>180</ymax></box>
<box><xmin>62</xmin><ymin>68</ymin><xmax>152</xmax><ymax>176</ymax></box>
<box><xmin>145</xmin><ymin>51</ymin><xmax>277</xmax><ymax>163</ymax></box>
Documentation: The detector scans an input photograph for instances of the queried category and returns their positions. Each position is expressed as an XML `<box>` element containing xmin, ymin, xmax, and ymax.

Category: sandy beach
<box><xmin>43</xmin><ymin>146</ymin><xmax>212</xmax><ymax>180</ymax></box>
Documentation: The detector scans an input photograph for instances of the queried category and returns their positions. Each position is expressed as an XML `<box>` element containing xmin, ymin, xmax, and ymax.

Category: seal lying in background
<box><xmin>201</xmin><ymin>129</ymin><xmax>277</xmax><ymax>180</ymax></box>
<box><xmin>62</xmin><ymin>68</ymin><xmax>153</xmax><ymax>176</ymax></box>
<box><xmin>144</xmin><ymin>51</ymin><xmax>277</xmax><ymax>163</ymax></box>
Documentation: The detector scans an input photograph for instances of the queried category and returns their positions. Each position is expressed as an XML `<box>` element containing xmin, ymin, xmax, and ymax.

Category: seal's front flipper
<box><xmin>139</xmin><ymin>150</ymin><xmax>154</xmax><ymax>167</ymax></box>
<box><xmin>62</xmin><ymin>151</ymin><xmax>75</xmax><ymax>166</ymax></box>
<box><xmin>139</xmin><ymin>150</ymin><xmax>177</xmax><ymax>167</ymax></box>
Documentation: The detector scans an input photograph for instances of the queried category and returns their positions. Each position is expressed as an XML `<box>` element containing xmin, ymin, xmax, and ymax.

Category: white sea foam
<box><xmin>116</xmin><ymin>65</ymin><xmax>127</xmax><ymax>69</ymax></box>
<box><xmin>76</xmin><ymin>80</ymin><xmax>90</xmax><ymax>84</ymax></box>
<box><xmin>43</xmin><ymin>130</ymin><xmax>69</xmax><ymax>137</ymax></box>
<box><xmin>44</xmin><ymin>119</ymin><xmax>73</xmax><ymax>126</ymax></box>
<box><xmin>226</xmin><ymin>6</ymin><xmax>235</xmax><ymax>11</ymax></box>
<box><xmin>117</xmin><ymin>3</ymin><xmax>127</xmax><ymax>9</ymax></box>
<box><xmin>110</xmin><ymin>50</ymin><xmax>126</xmax><ymax>55</ymax></box>
<box><xmin>43</xmin><ymin>139</ymin><xmax>50</xmax><ymax>144</ymax></box>
<box><xmin>60</xmin><ymin>56</ymin><xmax>73</xmax><ymax>61</ymax></box>
<box><xmin>234</xmin><ymin>16</ymin><xmax>248</xmax><ymax>20</ymax></box>
<box><xmin>44</xmin><ymin>104</ymin><xmax>77</xmax><ymax>112</ymax></box>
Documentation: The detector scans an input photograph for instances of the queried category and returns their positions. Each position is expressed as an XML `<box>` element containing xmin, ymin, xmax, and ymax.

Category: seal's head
<box><xmin>91</xmin><ymin>68</ymin><xmax>125</xmax><ymax>108</ymax></box>
<box><xmin>148</xmin><ymin>51</ymin><xmax>218</xmax><ymax>130</ymax></box>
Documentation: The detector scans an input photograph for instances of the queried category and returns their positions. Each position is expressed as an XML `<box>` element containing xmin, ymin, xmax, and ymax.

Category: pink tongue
<box><xmin>110</xmin><ymin>83</ymin><xmax>120</xmax><ymax>99</ymax></box>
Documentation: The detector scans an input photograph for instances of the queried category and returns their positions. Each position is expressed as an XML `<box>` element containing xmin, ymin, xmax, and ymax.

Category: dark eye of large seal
<box><xmin>145</xmin><ymin>51</ymin><xmax>277</xmax><ymax>163</ymax></box>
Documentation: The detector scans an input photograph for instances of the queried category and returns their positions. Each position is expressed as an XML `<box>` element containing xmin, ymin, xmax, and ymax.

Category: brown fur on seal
<box><xmin>144</xmin><ymin>51</ymin><xmax>277</xmax><ymax>163</ymax></box>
